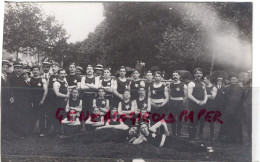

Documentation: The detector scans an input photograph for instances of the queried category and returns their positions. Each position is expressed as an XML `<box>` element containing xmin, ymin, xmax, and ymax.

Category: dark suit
<box><xmin>1</xmin><ymin>73</ymin><xmax>12</xmax><ymax>139</ymax></box>
<box><xmin>7</xmin><ymin>73</ymin><xmax>33</xmax><ymax>137</ymax></box>
<box><xmin>242</xmin><ymin>82</ymin><xmax>252</xmax><ymax>141</ymax></box>
<box><xmin>223</xmin><ymin>84</ymin><xmax>244</xmax><ymax>142</ymax></box>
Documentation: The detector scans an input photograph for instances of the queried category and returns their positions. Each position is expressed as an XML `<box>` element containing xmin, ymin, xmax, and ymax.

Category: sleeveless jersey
<box><xmin>130</xmin><ymin>80</ymin><xmax>144</xmax><ymax>100</ymax></box>
<box><xmin>30</xmin><ymin>77</ymin><xmax>44</xmax><ymax>102</ymax></box>
<box><xmin>116</xmin><ymin>78</ymin><xmax>130</xmax><ymax>94</ymax></box>
<box><xmin>136</xmin><ymin>97</ymin><xmax>148</xmax><ymax>111</ymax></box>
<box><xmin>48</xmin><ymin>75</ymin><xmax>59</xmax><ymax>89</ymax></box>
<box><xmin>66</xmin><ymin>74</ymin><xmax>81</xmax><ymax>86</ymax></box>
<box><xmin>56</xmin><ymin>80</ymin><xmax>68</xmax><ymax>95</ymax></box>
<box><xmin>150</xmin><ymin>83</ymin><xmax>166</xmax><ymax>99</ymax></box>
<box><xmin>69</xmin><ymin>98</ymin><xmax>80</xmax><ymax>107</ymax></box>
<box><xmin>146</xmin><ymin>130</ymin><xmax>162</xmax><ymax>146</ymax></box>
<box><xmin>101</xmin><ymin>79</ymin><xmax>112</xmax><ymax>88</ymax></box>
<box><xmin>170</xmin><ymin>81</ymin><xmax>185</xmax><ymax>98</ymax></box>
<box><xmin>145</xmin><ymin>81</ymin><xmax>153</xmax><ymax>91</ymax></box>
<box><xmin>96</xmin><ymin>98</ymin><xmax>107</xmax><ymax>108</ymax></box>
<box><xmin>191</xmin><ymin>80</ymin><xmax>205</xmax><ymax>100</ymax></box>
<box><xmin>84</xmin><ymin>76</ymin><xmax>96</xmax><ymax>93</ymax></box>
<box><xmin>101</xmin><ymin>79</ymin><xmax>113</xmax><ymax>96</ymax></box>
<box><xmin>206</xmin><ymin>85</ymin><xmax>216</xmax><ymax>109</ymax></box>
<box><xmin>121</xmin><ymin>100</ymin><xmax>132</xmax><ymax>111</ymax></box>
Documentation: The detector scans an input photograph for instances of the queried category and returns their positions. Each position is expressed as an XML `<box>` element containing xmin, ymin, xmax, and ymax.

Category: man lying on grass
<box><xmin>133</xmin><ymin>120</ymin><xmax>214</xmax><ymax>153</ymax></box>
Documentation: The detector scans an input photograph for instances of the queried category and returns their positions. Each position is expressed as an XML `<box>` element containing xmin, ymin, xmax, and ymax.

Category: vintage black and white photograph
<box><xmin>1</xmin><ymin>1</ymin><xmax>253</xmax><ymax>161</ymax></box>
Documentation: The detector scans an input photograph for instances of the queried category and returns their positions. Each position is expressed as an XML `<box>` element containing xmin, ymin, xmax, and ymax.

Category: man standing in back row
<box><xmin>187</xmin><ymin>68</ymin><xmax>207</xmax><ymax>142</ymax></box>
<box><xmin>169</xmin><ymin>71</ymin><xmax>187</xmax><ymax>137</ymax></box>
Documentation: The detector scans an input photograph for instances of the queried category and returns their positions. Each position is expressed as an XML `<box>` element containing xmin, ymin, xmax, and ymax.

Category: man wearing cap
<box><xmin>8</xmin><ymin>62</ymin><xmax>24</xmax><ymax>106</ymax></box>
<box><xmin>41</xmin><ymin>61</ymin><xmax>52</xmax><ymax>81</ymax></box>
<box><xmin>215</xmin><ymin>77</ymin><xmax>226</xmax><ymax>140</ymax></box>
<box><xmin>94</xmin><ymin>64</ymin><xmax>104</xmax><ymax>79</ymax></box>
<box><xmin>30</xmin><ymin>65</ymin><xmax>48</xmax><ymax>137</ymax></box>
<box><xmin>45</xmin><ymin>62</ymin><xmax>60</xmax><ymax>135</ymax></box>
<box><xmin>66</xmin><ymin>63</ymin><xmax>81</xmax><ymax>91</ymax></box>
<box><xmin>80</xmin><ymin>65</ymin><xmax>100</xmax><ymax>131</ymax></box>
<box><xmin>1</xmin><ymin>60</ymin><xmax>12</xmax><ymax>139</ymax></box>
<box><xmin>8</xmin><ymin>62</ymin><xmax>33</xmax><ymax>138</ymax></box>
<box><xmin>222</xmin><ymin>74</ymin><xmax>244</xmax><ymax>143</ymax></box>
<box><xmin>76</xmin><ymin>66</ymin><xmax>84</xmax><ymax>76</ymax></box>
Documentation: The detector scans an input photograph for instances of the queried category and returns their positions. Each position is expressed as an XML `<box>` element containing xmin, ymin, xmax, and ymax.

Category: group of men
<box><xmin>1</xmin><ymin>60</ymin><xmax>252</xmax><ymax>146</ymax></box>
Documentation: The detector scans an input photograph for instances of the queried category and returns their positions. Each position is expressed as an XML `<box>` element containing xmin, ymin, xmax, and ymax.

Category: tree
<box><xmin>3</xmin><ymin>3</ymin><xmax>69</xmax><ymax>63</ymax></box>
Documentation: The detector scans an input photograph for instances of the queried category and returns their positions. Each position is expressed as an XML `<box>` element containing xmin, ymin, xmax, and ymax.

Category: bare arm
<box><xmin>147</xmin><ymin>98</ymin><xmax>151</xmax><ymax>112</ymax></box>
<box><xmin>149</xmin><ymin>120</ymin><xmax>168</xmax><ymax>134</ymax></box>
<box><xmin>40</xmin><ymin>79</ymin><xmax>48</xmax><ymax>105</ymax></box>
<box><xmin>133</xmin><ymin>135</ymin><xmax>146</xmax><ymax>145</ymax></box>
<box><xmin>208</xmin><ymin>87</ymin><xmax>217</xmax><ymax>100</ymax></box>
<box><xmin>158</xmin><ymin>86</ymin><xmax>169</xmax><ymax>107</ymax></box>
<box><xmin>112</xmin><ymin>80</ymin><xmax>123</xmax><ymax>99</ymax></box>
<box><xmin>53</xmin><ymin>82</ymin><xmax>69</xmax><ymax>98</ymax></box>
<box><xmin>80</xmin><ymin>76</ymin><xmax>89</xmax><ymax>90</ymax></box>
<box><xmin>99</xmin><ymin>99</ymin><xmax>110</xmax><ymax>113</ymax></box>
<box><xmin>187</xmin><ymin>82</ymin><xmax>200</xmax><ymax>104</ymax></box>
<box><xmin>86</xmin><ymin>77</ymin><xmax>99</xmax><ymax>89</ymax></box>
<box><xmin>65</xmin><ymin>99</ymin><xmax>70</xmax><ymax>112</ymax></box>
<box><xmin>202</xmin><ymin>83</ymin><xmax>208</xmax><ymax>104</ymax></box>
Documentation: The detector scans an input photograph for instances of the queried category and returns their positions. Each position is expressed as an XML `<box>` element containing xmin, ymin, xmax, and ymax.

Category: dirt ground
<box><xmin>1</xmin><ymin>122</ymin><xmax>251</xmax><ymax>162</ymax></box>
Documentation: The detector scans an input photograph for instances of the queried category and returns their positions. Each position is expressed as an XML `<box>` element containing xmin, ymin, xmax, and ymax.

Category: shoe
<box><xmin>207</xmin><ymin>147</ymin><xmax>214</xmax><ymax>153</ymax></box>
<box><xmin>40</xmin><ymin>133</ymin><xmax>45</xmax><ymax>137</ymax></box>
<box><xmin>61</xmin><ymin>118</ymin><xmax>71</xmax><ymax>124</ymax></box>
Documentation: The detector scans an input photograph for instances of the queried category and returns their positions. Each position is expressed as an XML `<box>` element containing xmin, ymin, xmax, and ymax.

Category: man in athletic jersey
<box><xmin>66</xmin><ymin>63</ymin><xmax>81</xmax><ymax>91</ymax></box>
<box><xmin>133</xmin><ymin>122</ymin><xmax>213</xmax><ymax>153</ymax></box>
<box><xmin>113</xmin><ymin>66</ymin><xmax>130</xmax><ymax>107</ymax></box>
<box><xmin>199</xmin><ymin>75</ymin><xmax>217</xmax><ymax>140</ymax></box>
<box><xmin>63</xmin><ymin>88</ymin><xmax>82</xmax><ymax>125</ymax></box>
<box><xmin>149</xmin><ymin>71</ymin><xmax>169</xmax><ymax>124</ymax></box>
<box><xmin>169</xmin><ymin>71</ymin><xmax>187</xmax><ymax>137</ymax></box>
<box><xmin>99</xmin><ymin>68</ymin><xmax>116</xmax><ymax>107</ymax></box>
<box><xmin>134</xmin><ymin>87</ymin><xmax>151</xmax><ymax>125</ymax></box>
<box><xmin>129</xmin><ymin>70</ymin><xmax>145</xmax><ymax>100</ymax></box>
<box><xmin>80</xmin><ymin>65</ymin><xmax>99</xmax><ymax>131</ymax></box>
<box><xmin>30</xmin><ymin>66</ymin><xmax>48</xmax><ymax>137</ymax></box>
<box><xmin>187</xmin><ymin>68</ymin><xmax>207</xmax><ymax>141</ymax></box>
<box><xmin>93</xmin><ymin>88</ymin><xmax>110</xmax><ymax>116</ymax></box>
<box><xmin>118</xmin><ymin>89</ymin><xmax>137</xmax><ymax>127</ymax></box>
<box><xmin>45</xmin><ymin>62</ymin><xmax>60</xmax><ymax>135</ymax></box>
<box><xmin>145</xmin><ymin>71</ymin><xmax>153</xmax><ymax>96</ymax></box>
<box><xmin>53</xmin><ymin>68</ymin><xmax>70</xmax><ymax>136</ymax></box>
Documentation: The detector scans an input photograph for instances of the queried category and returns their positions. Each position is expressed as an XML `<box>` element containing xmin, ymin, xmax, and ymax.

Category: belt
<box><xmin>170</xmin><ymin>97</ymin><xmax>184</xmax><ymax>101</ymax></box>
<box><xmin>151</xmin><ymin>98</ymin><xmax>165</xmax><ymax>103</ymax></box>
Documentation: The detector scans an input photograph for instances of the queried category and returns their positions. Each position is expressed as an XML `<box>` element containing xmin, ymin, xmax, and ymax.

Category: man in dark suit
<box><xmin>1</xmin><ymin>60</ymin><xmax>12</xmax><ymax>140</ymax></box>
<box><xmin>8</xmin><ymin>62</ymin><xmax>33</xmax><ymax>138</ymax></box>
<box><xmin>222</xmin><ymin>74</ymin><xmax>244</xmax><ymax>143</ymax></box>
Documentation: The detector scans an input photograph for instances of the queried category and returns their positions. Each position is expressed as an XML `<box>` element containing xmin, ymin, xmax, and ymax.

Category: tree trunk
<box><xmin>210</xmin><ymin>49</ymin><xmax>215</xmax><ymax>75</ymax></box>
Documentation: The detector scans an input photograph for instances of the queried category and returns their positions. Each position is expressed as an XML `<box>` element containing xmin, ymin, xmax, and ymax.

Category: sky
<box><xmin>40</xmin><ymin>2</ymin><xmax>105</xmax><ymax>43</ymax></box>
